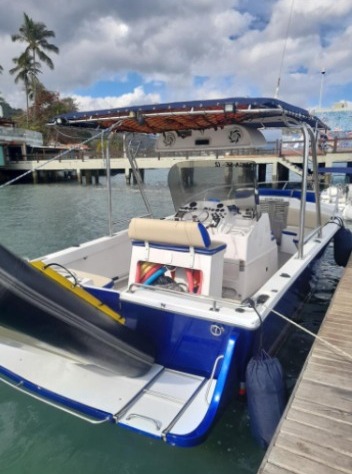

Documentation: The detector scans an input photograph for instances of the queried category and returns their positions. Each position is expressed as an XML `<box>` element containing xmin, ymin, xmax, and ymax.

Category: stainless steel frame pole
<box><xmin>297</xmin><ymin>126</ymin><xmax>310</xmax><ymax>259</ymax></box>
<box><xmin>307</xmin><ymin>127</ymin><xmax>322</xmax><ymax>238</ymax></box>
<box><xmin>106</xmin><ymin>131</ymin><xmax>113</xmax><ymax>236</ymax></box>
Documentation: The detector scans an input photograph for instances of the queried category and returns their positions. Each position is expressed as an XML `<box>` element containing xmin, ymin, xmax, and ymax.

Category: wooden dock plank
<box><xmin>259</xmin><ymin>445</ymin><xmax>344</xmax><ymax>474</ymax></box>
<box><xmin>319</xmin><ymin>325</ymin><xmax>352</xmax><ymax>336</ymax></box>
<box><xmin>259</xmin><ymin>255</ymin><xmax>352</xmax><ymax>474</ymax></box>
<box><xmin>276</xmin><ymin>433</ymin><xmax>352</xmax><ymax>473</ymax></box>
<box><xmin>258</xmin><ymin>464</ymin><xmax>296</xmax><ymax>474</ymax></box>
<box><xmin>310</xmin><ymin>353</ymin><xmax>352</xmax><ymax>371</ymax></box>
<box><xmin>292</xmin><ymin>396</ymin><xmax>352</xmax><ymax>425</ymax></box>
<box><xmin>279</xmin><ymin>418</ymin><xmax>352</xmax><ymax>454</ymax></box>
<box><xmin>312</xmin><ymin>345</ymin><xmax>350</xmax><ymax>363</ymax></box>
<box><xmin>321</xmin><ymin>315</ymin><xmax>352</xmax><ymax>324</ymax></box>
<box><xmin>316</xmin><ymin>332</ymin><xmax>352</xmax><ymax>347</ymax></box>
<box><xmin>286</xmin><ymin>407</ymin><xmax>352</xmax><ymax>440</ymax></box>
<box><xmin>303</xmin><ymin>364</ymin><xmax>352</xmax><ymax>390</ymax></box>
<box><xmin>320</xmin><ymin>316</ymin><xmax>352</xmax><ymax>326</ymax></box>
<box><xmin>293</xmin><ymin>380</ymin><xmax>352</xmax><ymax>422</ymax></box>
<box><xmin>308</xmin><ymin>352</ymin><xmax>352</xmax><ymax>370</ymax></box>
<box><xmin>319</xmin><ymin>326</ymin><xmax>352</xmax><ymax>338</ymax></box>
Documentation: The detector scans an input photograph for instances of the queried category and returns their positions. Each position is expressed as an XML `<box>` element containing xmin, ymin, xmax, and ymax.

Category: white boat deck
<box><xmin>0</xmin><ymin>326</ymin><xmax>215</xmax><ymax>440</ymax></box>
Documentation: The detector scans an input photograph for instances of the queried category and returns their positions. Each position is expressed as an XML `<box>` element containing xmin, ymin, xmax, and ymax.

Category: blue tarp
<box><xmin>318</xmin><ymin>167</ymin><xmax>352</xmax><ymax>174</ymax></box>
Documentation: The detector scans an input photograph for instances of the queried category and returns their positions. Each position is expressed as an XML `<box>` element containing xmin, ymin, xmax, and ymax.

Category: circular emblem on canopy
<box><xmin>228</xmin><ymin>128</ymin><xmax>242</xmax><ymax>143</ymax></box>
<box><xmin>163</xmin><ymin>132</ymin><xmax>176</xmax><ymax>147</ymax></box>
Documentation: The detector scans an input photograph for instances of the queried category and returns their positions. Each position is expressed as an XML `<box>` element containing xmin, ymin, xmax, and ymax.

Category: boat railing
<box><xmin>125</xmin><ymin>283</ymin><xmax>265</xmax><ymax>329</ymax></box>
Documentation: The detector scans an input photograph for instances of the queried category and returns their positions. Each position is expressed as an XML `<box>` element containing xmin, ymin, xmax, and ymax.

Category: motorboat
<box><xmin>0</xmin><ymin>97</ymin><xmax>346</xmax><ymax>446</ymax></box>
<box><xmin>318</xmin><ymin>167</ymin><xmax>352</xmax><ymax>219</ymax></box>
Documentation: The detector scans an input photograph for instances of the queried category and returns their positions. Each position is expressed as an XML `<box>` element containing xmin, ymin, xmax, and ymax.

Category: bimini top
<box><xmin>50</xmin><ymin>97</ymin><xmax>327</xmax><ymax>133</ymax></box>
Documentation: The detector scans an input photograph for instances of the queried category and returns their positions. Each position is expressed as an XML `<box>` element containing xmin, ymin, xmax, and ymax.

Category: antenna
<box><xmin>318</xmin><ymin>68</ymin><xmax>326</xmax><ymax>109</ymax></box>
<box><xmin>275</xmin><ymin>0</ymin><xmax>295</xmax><ymax>98</ymax></box>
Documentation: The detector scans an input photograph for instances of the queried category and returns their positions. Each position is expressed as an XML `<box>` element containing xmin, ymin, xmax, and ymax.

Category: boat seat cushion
<box><xmin>69</xmin><ymin>269</ymin><xmax>114</xmax><ymax>288</ymax></box>
<box><xmin>287</xmin><ymin>208</ymin><xmax>331</xmax><ymax>229</ymax></box>
<box><xmin>128</xmin><ymin>218</ymin><xmax>211</xmax><ymax>248</ymax></box>
<box><xmin>128</xmin><ymin>218</ymin><xmax>226</xmax><ymax>297</ymax></box>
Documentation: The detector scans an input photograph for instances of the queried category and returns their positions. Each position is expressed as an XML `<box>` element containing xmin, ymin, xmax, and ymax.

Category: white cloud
<box><xmin>71</xmin><ymin>86</ymin><xmax>160</xmax><ymax>111</ymax></box>
<box><xmin>1</xmin><ymin>0</ymin><xmax>352</xmax><ymax>111</ymax></box>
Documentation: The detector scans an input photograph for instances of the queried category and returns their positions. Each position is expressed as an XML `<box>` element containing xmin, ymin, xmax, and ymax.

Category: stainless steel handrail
<box><xmin>205</xmin><ymin>354</ymin><xmax>224</xmax><ymax>404</ymax></box>
<box><xmin>125</xmin><ymin>413</ymin><xmax>162</xmax><ymax>431</ymax></box>
<box><xmin>0</xmin><ymin>375</ymin><xmax>111</xmax><ymax>424</ymax></box>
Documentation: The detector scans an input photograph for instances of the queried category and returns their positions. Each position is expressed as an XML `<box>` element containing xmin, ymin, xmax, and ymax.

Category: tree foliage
<box><xmin>9</xmin><ymin>52</ymin><xmax>41</xmax><ymax>124</ymax></box>
<box><xmin>4</xmin><ymin>12</ymin><xmax>78</xmax><ymax>144</ymax></box>
<box><xmin>0</xmin><ymin>97</ymin><xmax>22</xmax><ymax>118</ymax></box>
<box><xmin>0</xmin><ymin>64</ymin><xmax>3</xmax><ymax>103</ymax></box>
<box><xmin>13</xmin><ymin>83</ymin><xmax>79</xmax><ymax>144</ymax></box>
<box><xmin>95</xmin><ymin>135</ymin><xmax>124</xmax><ymax>158</ymax></box>
<box><xmin>11</xmin><ymin>12</ymin><xmax>59</xmax><ymax>114</ymax></box>
<box><xmin>12</xmin><ymin>12</ymin><xmax>59</xmax><ymax>70</ymax></box>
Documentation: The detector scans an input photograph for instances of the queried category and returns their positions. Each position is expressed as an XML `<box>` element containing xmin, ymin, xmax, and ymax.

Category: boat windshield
<box><xmin>167</xmin><ymin>160</ymin><xmax>258</xmax><ymax>212</ymax></box>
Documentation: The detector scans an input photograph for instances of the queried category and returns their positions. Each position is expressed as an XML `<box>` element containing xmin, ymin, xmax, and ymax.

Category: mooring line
<box><xmin>263</xmin><ymin>304</ymin><xmax>352</xmax><ymax>363</ymax></box>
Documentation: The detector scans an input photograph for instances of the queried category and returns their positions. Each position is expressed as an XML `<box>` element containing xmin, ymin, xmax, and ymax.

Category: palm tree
<box><xmin>9</xmin><ymin>52</ymin><xmax>41</xmax><ymax>125</ymax></box>
<box><xmin>0</xmin><ymin>66</ymin><xmax>3</xmax><ymax>107</ymax></box>
<box><xmin>12</xmin><ymin>13</ymin><xmax>59</xmax><ymax>69</ymax></box>
<box><xmin>12</xmin><ymin>13</ymin><xmax>59</xmax><ymax>107</ymax></box>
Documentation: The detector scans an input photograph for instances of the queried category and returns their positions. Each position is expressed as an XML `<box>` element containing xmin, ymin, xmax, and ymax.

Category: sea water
<box><xmin>0</xmin><ymin>171</ymin><xmax>342</xmax><ymax>474</ymax></box>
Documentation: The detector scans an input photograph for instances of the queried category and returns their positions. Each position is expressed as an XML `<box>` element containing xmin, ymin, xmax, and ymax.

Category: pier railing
<box><xmin>4</xmin><ymin>137</ymin><xmax>352</xmax><ymax>164</ymax></box>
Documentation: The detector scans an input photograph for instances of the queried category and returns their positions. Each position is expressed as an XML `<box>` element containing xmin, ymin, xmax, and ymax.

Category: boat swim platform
<box><xmin>258</xmin><ymin>256</ymin><xmax>352</xmax><ymax>474</ymax></box>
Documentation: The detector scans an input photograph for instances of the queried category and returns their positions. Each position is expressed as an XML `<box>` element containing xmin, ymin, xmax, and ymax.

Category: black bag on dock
<box><xmin>246</xmin><ymin>350</ymin><xmax>286</xmax><ymax>448</ymax></box>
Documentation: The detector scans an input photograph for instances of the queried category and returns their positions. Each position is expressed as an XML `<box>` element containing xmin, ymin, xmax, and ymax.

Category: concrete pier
<box><xmin>1</xmin><ymin>149</ymin><xmax>352</xmax><ymax>185</ymax></box>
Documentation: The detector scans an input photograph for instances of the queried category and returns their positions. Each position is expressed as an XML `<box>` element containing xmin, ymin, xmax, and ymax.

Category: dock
<box><xmin>258</xmin><ymin>256</ymin><xmax>352</xmax><ymax>473</ymax></box>
<box><xmin>1</xmin><ymin>127</ymin><xmax>352</xmax><ymax>185</ymax></box>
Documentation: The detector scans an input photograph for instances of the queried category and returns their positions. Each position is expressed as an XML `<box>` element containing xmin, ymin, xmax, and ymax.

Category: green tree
<box><xmin>0</xmin><ymin>97</ymin><xmax>23</xmax><ymax>119</ymax></box>
<box><xmin>12</xmin><ymin>12</ymin><xmax>59</xmax><ymax>106</ymax></box>
<box><xmin>95</xmin><ymin>135</ymin><xmax>124</xmax><ymax>158</ymax></box>
<box><xmin>0</xmin><ymin>65</ymin><xmax>3</xmax><ymax>104</ymax></box>
<box><xmin>9</xmin><ymin>52</ymin><xmax>41</xmax><ymax>125</ymax></box>
<box><xmin>12</xmin><ymin>12</ymin><xmax>59</xmax><ymax>69</ymax></box>
<box><xmin>17</xmin><ymin>84</ymin><xmax>79</xmax><ymax>144</ymax></box>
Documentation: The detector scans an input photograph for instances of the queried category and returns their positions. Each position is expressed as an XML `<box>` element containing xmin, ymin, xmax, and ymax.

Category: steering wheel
<box><xmin>176</xmin><ymin>200</ymin><xmax>230</xmax><ymax>227</ymax></box>
<box><xmin>181</xmin><ymin>208</ymin><xmax>210</xmax><ymax>223</ymax></box>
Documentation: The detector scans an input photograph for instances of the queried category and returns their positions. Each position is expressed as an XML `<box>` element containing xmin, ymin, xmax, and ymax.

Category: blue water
<box><xmin>0</xmin><ymin>171</ymin><xmax>342</xmax><ymax>473</ymax></box>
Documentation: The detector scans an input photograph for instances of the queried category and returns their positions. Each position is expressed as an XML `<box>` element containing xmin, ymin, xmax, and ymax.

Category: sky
<box><xmin>0</xmin><ymin>0</ymin><xmax>352</xmax><ymax>113</ymax></box>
